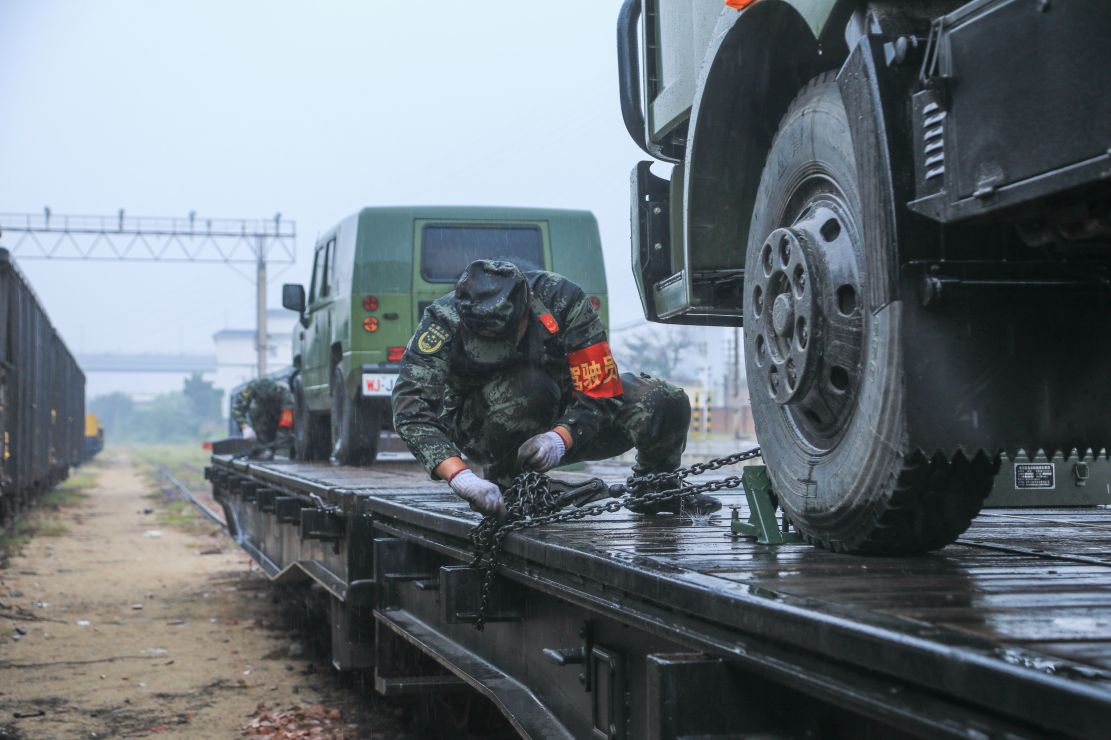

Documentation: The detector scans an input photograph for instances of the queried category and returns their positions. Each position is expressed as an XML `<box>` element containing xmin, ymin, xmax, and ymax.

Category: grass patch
<box><xmin>108</xmin><ymin>444</ymin><xmax>221</xmax><ymax>536</ymax></box>
<box><xmin>42</xmin><ymin>487</ymin><xmax>90</xmax><ymax>508</ymax></box>
<box><xmin>156</xmin><ymin>499</ymin><xmax>218</xmax><ymax>536</ymax></box>
<box><xmin>158</xmin><ymin>499</ymin><xmax>194</xmax><ymax>525</ymax></box>
<box><xmin>0</xmin><ymin>466</ymin><xmax>98</xmax><ymax>561</ymax></box>
<box><xmin>0</xmin><ymin>509</ymin><xmax>70</xmax><ymax>560</ymax></box>
<box><xmin>37</xmin><ymin>466</ymin><xmax>100</xmax><ymax>510</ymax></box>
<box><xmin>125</xmin><ymin>443</ymin><xmax>211</xmax><ymax>471</ymax></box>
<box><xmin>35</xmin><ymin>519</ymin><xmax>69</xmax><ymax>537</ymax></box>
<box><xmin>121</xmin><ymin>443</ymin><xmax>210</xmax><ymax>493</ymax></box>
<box><xmin>0</xmin><ymin>515</ymin><xmax>35</xmax><ymax>558</ymax></box>
<box><xmin>62</xmin><ymin>471</ymin><xmax>99</xmax><ymax>491</ymax></box>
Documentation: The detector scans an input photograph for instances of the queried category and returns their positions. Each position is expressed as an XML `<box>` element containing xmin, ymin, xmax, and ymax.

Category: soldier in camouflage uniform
<box><xmin>391</xmin><ymin>259</ymin><xmax>721</xmax><ymax>517</ymax></box>
<box><xmin>231</xmin><ymin>377</ymin><xmax>295</xmax><ymax>460</ymax></box>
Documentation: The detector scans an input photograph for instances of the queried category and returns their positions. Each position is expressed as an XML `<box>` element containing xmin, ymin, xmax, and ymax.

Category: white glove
<box><xmin>241</xmin><ymin>425</ymin><xmax>257</xmax><ymax>442</ymax></box>
<box><xmin>517</xmin><ymin>431</ymin><xmax>566</xmax><ymax>473</ymax></box>
<box><xmin>449</xmin><ymin>469</ymin><xmax>505</xmax><ymax>518</ymax></box>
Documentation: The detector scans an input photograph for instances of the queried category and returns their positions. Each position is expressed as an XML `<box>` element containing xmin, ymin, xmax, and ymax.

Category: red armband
<box><xmin>278</xmin><ymin>408</ymin><xmax>294</xmax><ymax>429</ymax></box>
<box><xmin>567</xmin><ymin>341</ymin><xmax>623</xmax><ymax>398</ymax></box>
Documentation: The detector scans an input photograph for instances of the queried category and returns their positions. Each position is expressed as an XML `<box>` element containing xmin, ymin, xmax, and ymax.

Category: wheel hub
<box><xmin>771</xmin><ymin>293</ymin><xmax>794</xmax><ymax>336</ymax></box>
<box><xmin>748</xmin><ymin>202</ymin><xmax>864</xmax><ymax>451</ymax></box>
<box><xmin>750</xmin><ymin>228</ymin><xmax>818</xmax><ymax>404</ymax></box>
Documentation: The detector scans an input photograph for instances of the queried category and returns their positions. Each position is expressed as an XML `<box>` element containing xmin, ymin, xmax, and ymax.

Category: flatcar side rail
<box><xmin>209</xmin><ymin>456</ymin><xmax>1111</xmax><ymax>738</ymax></box>
<box><xmin>366</xmin><ymin>494</ymin><xmax>1111</xmax><ymax>735</ymax></box>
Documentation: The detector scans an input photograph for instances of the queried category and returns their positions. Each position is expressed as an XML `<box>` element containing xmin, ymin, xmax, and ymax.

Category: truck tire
<box><xmin>330</xmin><ymin>365</ymin><xmax>380</xmax><ymax>466</ymax></box>
<box><xmin>743</xmin><ymin>73</ymin><xmax>995</xmax><ymax>554</ymax></box>
<box><xmin>293</xmin><ymin>373</ymin><xmax>329</xmax><ymax>462</ymax></box>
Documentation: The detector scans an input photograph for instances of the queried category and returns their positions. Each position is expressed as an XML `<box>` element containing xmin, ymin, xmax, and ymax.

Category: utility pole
<box><xmin>0</xmin><ymin>210</ymin><xmax>295</xmax><ymax>379</ymax></box>
<box><xmin>256</xmin><ymin>234</ymin><xmax>268</xmax><ymax>377</ymax></box>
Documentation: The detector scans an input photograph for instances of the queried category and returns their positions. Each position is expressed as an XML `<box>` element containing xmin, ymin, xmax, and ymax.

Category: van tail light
<box><xmin>589</xmin><ymin>295</ymin><xmax>601</xmax><ymax>311</ymax></box>
<box><xmin>363</xmin><ymin>316</ymin><xmax>379</xmax><ymax>332</ymax></box>
<box><xmin>362</xmin><ymin>295</ymin><xmax>379</xmax><ymax>311</ymax></box>
<box><xmin>725</xmin><ymin>0</ymin><xmax>759</xmax><ymax>9</ymax></box>
<box><xmin>387</xmin><ymin>346</ymin><xmax>405</xmax><ymax>362</ymax></box>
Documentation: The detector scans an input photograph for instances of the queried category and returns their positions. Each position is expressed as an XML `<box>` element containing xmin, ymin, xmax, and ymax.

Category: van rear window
<box><xmin>420</xmin><ymin>224</ymin><xmax>544</xmax><ymax>283</ymax></box>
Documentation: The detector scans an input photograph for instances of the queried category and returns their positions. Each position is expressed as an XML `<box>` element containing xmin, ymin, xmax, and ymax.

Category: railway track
<box><xmin>156</xmin><ymin>465</ymin><xmax>225</xmax><ymax>527</ymax></box>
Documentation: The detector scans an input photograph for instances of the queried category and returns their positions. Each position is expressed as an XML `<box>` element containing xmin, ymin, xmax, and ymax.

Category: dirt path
<box><xmin>0</xmin><ymin>454</ymin><xmax>409</xmax><ymax>739</ymax></box>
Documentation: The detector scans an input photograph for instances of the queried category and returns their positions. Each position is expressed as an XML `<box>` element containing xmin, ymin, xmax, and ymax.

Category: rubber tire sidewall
<box><xmin>330</xmin><ymin>364</ymin><xmax>381</xmax><ymax>466</ymax></box>
<box><xmin>743</xmin><ymin>74</ymin><xmax>907</xmax><ymax>551</ymax></box>
<box><xmin>292</xmin><ymin>373</ymin><xmax>318</xmax><ymax>461</ymax></box>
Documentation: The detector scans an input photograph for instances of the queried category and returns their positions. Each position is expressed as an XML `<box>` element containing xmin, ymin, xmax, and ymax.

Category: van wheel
<box><xmin>330</xmin><ymin>365</ymin><xmax>380</xmax><ymax>466</ymax></box>
<box><xmin>743</xmin><ymin>72</ymin><xmax>995</xmax><ymax>554</ymax></box>
<box><xmin>293</xmin><ymin>373</ymin><xmax>329</xmax><ymax>461</ymax></box>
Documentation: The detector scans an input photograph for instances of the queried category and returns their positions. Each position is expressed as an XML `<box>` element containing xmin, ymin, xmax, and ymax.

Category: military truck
<box><xmin>619</xmin><ymin>0</ymin><xmax>1111</xmax><ymax>553</ymax></box>
<box><xmin>282</xmin><ymin>206</ymin><xmax>609</xmax><ymax>465</ymax></box>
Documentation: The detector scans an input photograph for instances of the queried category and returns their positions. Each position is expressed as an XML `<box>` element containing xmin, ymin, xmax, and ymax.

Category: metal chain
<box><xmin>231</xmin><ymin>439</ymin><xmax>284</xmax><ymax>460</ymax></box>
<box><xmin>468</xmin><ymin>446</ymin><xmax>762</xmax><ymax>630</ymax></box>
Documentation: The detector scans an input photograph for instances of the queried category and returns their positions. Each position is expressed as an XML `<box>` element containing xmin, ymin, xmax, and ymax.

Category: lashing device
<box><xmin>729</xmin><ymin>465</ymin><xmax>801</xmax><ymax>545</ymax></box>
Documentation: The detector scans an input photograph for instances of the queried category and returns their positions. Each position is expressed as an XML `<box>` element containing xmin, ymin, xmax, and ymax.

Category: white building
<box><xmin>212</xmin><ymin>308</ymin><xmax>297</xmax><ymax>417</ymax></box>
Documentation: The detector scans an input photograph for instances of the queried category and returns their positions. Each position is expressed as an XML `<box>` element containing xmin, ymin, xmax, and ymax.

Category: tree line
<box><xmin>90</xmin><ymin>372</ymin><xmax>224</xmax><ymax>444</ymax></box>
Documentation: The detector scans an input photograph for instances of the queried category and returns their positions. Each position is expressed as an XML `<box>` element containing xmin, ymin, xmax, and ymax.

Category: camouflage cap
<box><xmin>455</xmin><ymin>260</ymin><xmax>528</xmax><ymax>339</ymax></box>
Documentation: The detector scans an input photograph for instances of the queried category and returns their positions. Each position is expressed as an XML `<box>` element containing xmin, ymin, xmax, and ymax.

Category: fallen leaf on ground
<box><xmin>241</xmin><ymin>702</ymin><xmax>350</xmax><ymax>738</ymax></box>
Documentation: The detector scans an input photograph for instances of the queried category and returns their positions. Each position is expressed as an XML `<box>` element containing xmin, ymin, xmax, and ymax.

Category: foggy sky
<box><xmin>0</xmin><ymin>0</ymin><xmax>662</xmax><ymax>357</ymax></box>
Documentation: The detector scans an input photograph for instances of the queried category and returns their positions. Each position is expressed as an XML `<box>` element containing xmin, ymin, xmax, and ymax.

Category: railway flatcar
<box><xmin>0</xmin><ymin>248</ymin><xmax>85</xmax><ymax>524</ymax></box>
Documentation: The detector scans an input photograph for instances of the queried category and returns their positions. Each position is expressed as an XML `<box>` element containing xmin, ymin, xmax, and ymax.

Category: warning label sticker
<box><xmin>1014</xmin><ymin>463</ymin><xmax>1055</xmax><ymax>490</ymax></box>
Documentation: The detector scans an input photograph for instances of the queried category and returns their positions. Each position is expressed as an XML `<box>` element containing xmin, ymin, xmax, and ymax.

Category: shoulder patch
<box><xmin>415</xmin><ymin>323</ymin><xmax>450</xmax><ymax>354</ymax></box>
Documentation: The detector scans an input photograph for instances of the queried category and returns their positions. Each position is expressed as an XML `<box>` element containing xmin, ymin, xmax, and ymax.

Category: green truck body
<box><xmin>284</xmin><ymin>206</ymin><xmax>609</xmax><ymax>464</ymax></box>
<box><xmin>620</xmin><ymin>0</ymin><xmax>1111</xmax><ymax>549</ymax></box>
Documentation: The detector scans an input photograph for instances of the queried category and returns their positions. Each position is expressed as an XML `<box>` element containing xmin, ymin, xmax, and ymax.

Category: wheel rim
<box><xmin>748</xmin><ymin>176</ymin><xmax>864</xmax><ymax>453</ymax></box>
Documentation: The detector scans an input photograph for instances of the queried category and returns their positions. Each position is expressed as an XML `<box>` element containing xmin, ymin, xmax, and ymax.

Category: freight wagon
<box><xmin>0</xmin><ymin>248</ymin><xmax>85</xmax><ymax>524</ymax></box>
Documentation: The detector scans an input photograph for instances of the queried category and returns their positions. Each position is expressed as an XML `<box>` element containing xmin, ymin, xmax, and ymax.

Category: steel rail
<box><xmin>156</xmin><ymin>465</ymin><xmax>226</xmax><ymax>528</ymax></box>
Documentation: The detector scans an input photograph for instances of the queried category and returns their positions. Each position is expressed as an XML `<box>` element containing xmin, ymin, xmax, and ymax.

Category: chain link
<box><xmin>231</xmin><ymin>439</ymin><xmax>284</xmax><ymax>460</ymax></box>
<box><xmin>467</xmin><ymin>446</ymin><xmax>762</xmax><ymax>629</ymax></box>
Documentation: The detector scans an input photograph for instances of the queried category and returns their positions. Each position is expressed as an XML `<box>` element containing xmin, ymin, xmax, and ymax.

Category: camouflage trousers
<box><xmin>248</xmin><ymin>407</ymin><xmax>294</xmax><ymax>455</ymax></box>
<box><xmin>453</xmin><ymin>367</ymin><xmax>690</xmax><ymax>487</ymax></box>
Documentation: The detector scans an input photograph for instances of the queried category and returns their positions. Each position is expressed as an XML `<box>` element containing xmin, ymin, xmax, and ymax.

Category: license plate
<box><xmin>361</xmin><ymin>373</ymin><xmax>397</xmax><ymax>397</ymax></box>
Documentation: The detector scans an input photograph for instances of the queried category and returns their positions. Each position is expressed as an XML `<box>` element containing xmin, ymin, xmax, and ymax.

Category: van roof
<box><xmin>354</xmin><ymin>205</ymin><xmax>597</xmax><ymax>221</ymax></box>
<box><xmin>319</xmin><ymin>206</ymin><xmax>607</xmax><ymax>295</ymax></box>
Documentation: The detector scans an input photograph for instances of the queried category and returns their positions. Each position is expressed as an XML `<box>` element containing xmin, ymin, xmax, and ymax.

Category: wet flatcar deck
<box><xmin>211</xmin><ymin>455</ymin><xmax>1111</xmax><ymax>737</ymax></box>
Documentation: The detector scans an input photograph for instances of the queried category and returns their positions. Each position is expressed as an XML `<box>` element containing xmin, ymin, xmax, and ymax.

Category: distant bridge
<box><xmin>77</xmin><ymin>353</ymin><xmax>217</xmax><ymax>373</ymax></box>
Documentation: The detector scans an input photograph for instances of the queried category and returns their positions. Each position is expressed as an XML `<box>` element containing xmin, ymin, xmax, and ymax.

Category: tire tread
<box><xmin>753</xmin><ymin>71</ymin><xmax>996</xmax><ymax>555</ymax></box>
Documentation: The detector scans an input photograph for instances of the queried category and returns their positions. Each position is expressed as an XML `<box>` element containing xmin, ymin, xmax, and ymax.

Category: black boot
<box><xmin>626</xmin><ymin>485</ymin><xmax>722</xmax><ymax>516</ymax></box>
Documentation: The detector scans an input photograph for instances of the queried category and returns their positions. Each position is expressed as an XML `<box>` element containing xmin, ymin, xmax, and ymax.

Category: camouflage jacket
<box><xmin>392</xmin><ymin>271</ymin><xmax>622</xmax><ymax>476</ymax></box>
<box><xmin>231</xmin><ymin>377</ymin><xmax>294</xmax><ymax>429</ymax></box>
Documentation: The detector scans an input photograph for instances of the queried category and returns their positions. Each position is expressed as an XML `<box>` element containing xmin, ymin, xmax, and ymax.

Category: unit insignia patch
<box><xmin>416</xmin><ymin>324</ymin><xmax>449</xmax><ymax>354</ymax></box>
